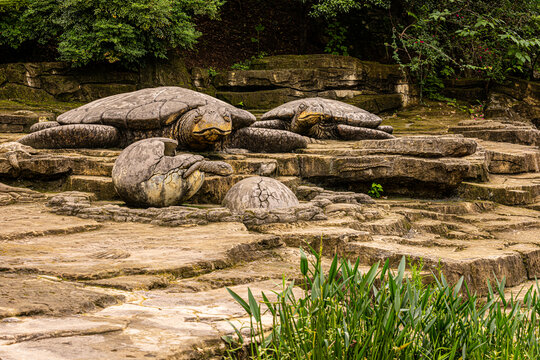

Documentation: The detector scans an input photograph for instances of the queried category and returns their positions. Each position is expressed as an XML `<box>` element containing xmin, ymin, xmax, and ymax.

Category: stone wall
<box><xmin>195</xmin><ymin>54</ymin><xmax>413</xmax><ymax>112</ymax></box>
<box><xmin>0</xmin><ymin>57</ymin><xmax>192</xmax><ymax>103</ymax></box>
<box><xmin>0</xmin><ymin>54</ymin><xmax>413</xmax><ymax>113</ymax></box>
<box><xmin>484</xmin><ymin>78</ymin><xmax>540</xmax><ymax>127</ymax></box>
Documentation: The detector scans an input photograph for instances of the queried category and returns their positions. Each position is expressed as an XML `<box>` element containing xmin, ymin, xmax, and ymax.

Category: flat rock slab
<box><xmin>0</xmin><ymin>280</ymin><xmax>301</xmax><ymax>360</ymax></box>
<box><xmin>0</xmin><ymin>203</ymin><xmax>281</xmax><ymax>280</ymax></box>
<box><xmin>0</xmin><ymin>203</ymin><xmax>101</xmax><ymax>240</ymax></box>
<box><xmin>0</xmin><ymin>274</ymin><xmax>122</xmax><ymax>318</ymax></box>
<box><xmin>0</xmin><ymin>183</ymin><xmax>47</xmax><ymax>206</ymax></box>
<box><xmin>351</xmin><ymin>136</ymin><xmax>477</xmax><ymax>158</ymax></box>
<box><xmin>478</xmin><ymin>140</ymin><xmax>540</xmax><ymax>174</ymax></box>
<box><xmin>449</xmin><ymin>120</ymin><xmax>540</xmax><ymax>146</ymax></box>
<box><xmin>0</xmin><ymin>110</ymin><xmax>49</xmax><ymax>133</ymax></box>
<box><xmin>0</xmin><ymin>152</ymin><xmax>115</xmax><ymax>178</ymax></box>
<box><xmin>459</xmin><ymin>173</ymin><xmax>540</xmax><ymax>205</ymax></box>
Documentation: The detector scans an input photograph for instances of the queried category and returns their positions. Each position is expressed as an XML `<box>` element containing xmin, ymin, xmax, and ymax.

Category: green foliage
<box><xmin>231</xmin><ymin>52</ymin><xmax>267</xmax><ymax>71</ymax></box>
<box><xmin>226</xmin><ymin>249</ymin><xmax>540</xmax><ymax>359</ymax></box>
<box><xmin>300</xmin><ymin>0</ymin><xmax>390</xmax><ymax>18</ymax></box>
<box><xmin>0</xmin><ymin>0</ymin><xmax>224</xmax><ymax>66</ymax></box>
<box><xmin>302</xmin><ymin>0</ymin><xmax>538</xmax><ymax>98</ymax></box>
<box><xmin>231</xmin><ymin>61</ymin><xmax>251</xmax><ymax>70</ymax></box>
<box><xmin>368</xmin><ymin>182</ymin><xmax>383</xmax><ymax>198</ymax></box>
<box><xmin>207</xmin><ymin>67</ymin><xmax>218</xmax><ymax>77</ymax></box>
<box><xmin>390</xmin><ymin>0</ymin><xmax>539</xmax><ymax>98</ymax></box>
<box><xmin>251</xmin><ymin>23</ymin><xmax>265</xmax><ymax>54</ymax></box>
<box><xmin>324</xmin><ymin>22</ymin><xmax>349</xmax><ymax>56</ymax></box>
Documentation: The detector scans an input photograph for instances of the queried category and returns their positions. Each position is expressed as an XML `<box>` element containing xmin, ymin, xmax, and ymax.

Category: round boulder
<box><xmin>223</xmin><ymin>176</ymin><xmax>299</xmax><ymax>212</ymax></box>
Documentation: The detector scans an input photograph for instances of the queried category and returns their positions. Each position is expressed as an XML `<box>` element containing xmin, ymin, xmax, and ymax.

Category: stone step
<box><xmin>449</xmin><ymin>120</ymin><xmax>540</xmax><ymax>146</ymax></box>
<box><xmin>478</xmin><ymin>140</ymin><xmax>540</xmax><ymax>174</ymax></box>
<box><xmin>65</xmin><ymin>175</ymin><xmax>118</xmax><ymax>200</ymax></box>
<box><xmin>525</xmin><ymin>198</ymin><xmax>540</xmax><ymax>211</ymax></box>
<box><xmin>458</xmin><ymin>174</ymin><xmax>540</xmax><ymax>205</ymax></box>
<box><xmin>341</xmin><ymin>236</ymin><xmax>535</xmax><ymax>294</ymax></box>
<box><xmin>0</xmin><ymin>111</ymin><xmax>39</xmax><ymax>133</ymax></box>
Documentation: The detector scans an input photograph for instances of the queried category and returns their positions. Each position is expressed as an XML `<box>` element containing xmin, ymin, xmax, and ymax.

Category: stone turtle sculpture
<box><xmin>18</xmin><ymin>87</ymin><xmax>308</xmax><ymax>153</ymax></box>
<box><xmin>252</xmin><ymin>97</ymin><xmax>394</xmax><ymax>140</ymax></box>
<box><xmin>223</xmin><ymin>176</ymin><xmax>299</xmax><ymax>212</ymax></box>
<box><xmin>112</xmin><ymin>138</ymin><xmax>233</xmax><ymax>207</ymax></box>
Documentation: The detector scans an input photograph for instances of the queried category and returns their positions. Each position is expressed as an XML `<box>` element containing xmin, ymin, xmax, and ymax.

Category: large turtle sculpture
<box><xmin>112</xmin><ymin>138</ymin><xmax>233</xmax><ymax>207</ymax></box>
<box><xmin>251</xmin><ymin>98</ymin><xmax>395</xmax><ymax>140</ymax></box>
<box><xmin>18</xmin><ymin>87</ymin><xmax>308</xmax><ymax>153</ymax></box>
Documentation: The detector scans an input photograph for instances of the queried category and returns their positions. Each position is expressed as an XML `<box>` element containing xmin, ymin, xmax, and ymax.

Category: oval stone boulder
<box><xmin>223</xmin><ymin>176</ymin><xmax>299</xmax><ymax>212</ymax></box>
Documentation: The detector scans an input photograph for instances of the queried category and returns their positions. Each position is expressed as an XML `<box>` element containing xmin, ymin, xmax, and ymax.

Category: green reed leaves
<box><xmin>226</xmin><ymin>250</ymin><xmax>540</xmax><ymax>359</ymax></box>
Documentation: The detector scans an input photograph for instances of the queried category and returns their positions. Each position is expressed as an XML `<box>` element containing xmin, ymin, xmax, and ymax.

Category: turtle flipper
<box><xmin>29</xmin><ymin>121</ymin><xmax>60</xmax><ymax>133</ymax></box>
<box><xmin>336</xmin><ymin>124</ymin><xmax>395</xmax><ymax>140</ymax></box>
<box><xmin>377</xmin><ymin>125</ymin><xmax>394</xmax><ymax>134</ymax></box>
<box><xmin>18</xmin><ymin>124</ymin><xmax>120</xmax><ymax>149</ymax></box>
<box><xmin>250</xmin><ymin>120</ymin><xmax>290</xmax><ymax>130</ymax></box>
<box><xmin>226</xmin><ymin>127</ymin><xmax>308</xmax><ymax>153</ymax></box>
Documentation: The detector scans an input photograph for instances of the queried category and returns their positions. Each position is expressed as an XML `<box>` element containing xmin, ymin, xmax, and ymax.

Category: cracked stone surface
<box><xmin>222</xmin><ymin>176</ymin><xmax>299</xmax><ymax>212</ymax></box>
<box><xmin>1</xmin><ymin>99</ymin><xmax>540</xmax><ymax>358</ymax></box>
<box><xmin>1</xmin><ymin>184</ymin><xmax>540</xmax><ymax>358</ymax></box>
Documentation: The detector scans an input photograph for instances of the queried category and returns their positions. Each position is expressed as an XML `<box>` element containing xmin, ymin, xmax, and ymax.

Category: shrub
<box><xmin>390</xmin><ymin>0</ymin><xmax>540</xmax><ymax>98</ymax></box>
<box><xmin>0</xmin><ymin>0</ymin><xmax>224</xmax><ymax>66</ymax></box>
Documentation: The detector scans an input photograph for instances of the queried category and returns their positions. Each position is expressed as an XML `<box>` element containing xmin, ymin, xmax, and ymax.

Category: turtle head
<box><xmin>292</xmin><ymin>102</ymin><xmax>326</xmax><ymax>133</ymax></box>
<box><xmin>178</xmin><ymin>105</ymin><xmax>233</xmax><ymax>149</ymax></box>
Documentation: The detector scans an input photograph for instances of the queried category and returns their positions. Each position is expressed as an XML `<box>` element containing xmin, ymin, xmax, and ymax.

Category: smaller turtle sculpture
<box><xmin>0</xmin><ymin>142</ymin><xmax>37</xmax><ymax>175</ymax></box>
<box><xmin>222</xmin><ymin>176</ymin><xmax>299</xmax><ymax>212</ymax></box>
<box><xmin>18</xmin><ymin>87</ymin><xmax>309</xmax><ymax>153</ymax></box>
<box><xmin>251</xmin><ymin>98</ymin><xmax>395</xmax><ymax>140</ymax></box>
<box><xmin>112</xmin><ymin>138</ymin><xmax>233</xmax><ymax>207</ymax></box>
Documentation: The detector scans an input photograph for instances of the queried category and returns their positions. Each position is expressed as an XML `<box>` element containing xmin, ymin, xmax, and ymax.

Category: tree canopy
<box><xmin>0</xmin><ymin>0</ymin><xmax>223</xmax><ymax>66</ymax></box>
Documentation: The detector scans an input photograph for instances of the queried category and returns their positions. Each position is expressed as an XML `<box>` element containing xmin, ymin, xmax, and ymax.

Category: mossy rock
<box><xmin>216</xmin><ymin>89</ymin><xmax>306</xmax><ymax>109</ymax></box>
<box><xmin>251</xmin><ymin>54</ymin><xmax>360</xmax><ymax>70</ymax></box>
<box><xmin>442</xmin><ymin>87</ymin><xmax>487</xmax><ymax>101</ymax></box>
<box><xmin>0</xmin><ymin>83</ymin><xmax>56</xmax><ymax>102</ymax></box>
<box><xmin>139</xmin><ymin>57</ymin><xmax>193</xmax><ymax>89</ymax></box>
<box><xmin>345</xmin><ymin>94</ymin><xmax>402</xmax><ymax>114</ymax></box>
<box><xmin>4</xmin><ymin>63</ymin><xmax>27</xmax><ymax>84</ymax></box>
<box><xmin>443</xmin><ymin>79</ymin><xmax>488</xmax><ymax>89</ymax></box>
<box><xmin>250</xmin><ymin>55</ymin><xmax>402</xmax><ymax>82</ymax></box>
<box><xmin>40</xmin><ymin>75</ymin><xmax>81</xmax><ymax>96</ymax></box>
<box><xmin>0</xmin><ymin>67</ymin><xmax>7</xmax><ymax>86</ymax></box>
<box><xmin>79</xmin><ymin>83</ymin><xmax>138</xmax><ymax>102</ymax></box>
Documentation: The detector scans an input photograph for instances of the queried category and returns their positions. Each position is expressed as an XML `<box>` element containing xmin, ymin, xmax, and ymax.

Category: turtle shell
<box><xmin>112</xmin><ymin>138</ymin><xmax>206</xmax><ymax>207</ymax></box>
<box><xmin>260</xmin><ymin>97</ymin><xmax>382</xmax><ymax>129</ymax></box>
<box><xmin>57</xmin><ymin>87</ymin><xmax>256</xmax><ymax>131</ymax></box>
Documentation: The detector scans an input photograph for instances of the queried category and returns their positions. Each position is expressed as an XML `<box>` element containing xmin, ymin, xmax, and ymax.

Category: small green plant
<box><xmin>251</xmin><ymin>23</ymin><xmax>265</xmax><ymax>54</ymax></box>
<box><xmin>231</xmin><ymin>52</ymin><xmax>267</xmax><ymax>71</ymax></box>
<box><xmin>367</xmin><ymin>182</ymin><xmax>383</xmax><ymax>198</ymax></box>
<box><xmin>207</xmin><ymin>67</ymin><xmax>218</xmax><ymax>77</ymax></box>
<box><xmin>236</xmin><ymin>101</ymin><xmax>245</xmax><ymax>108</ymax></box>
<box><xmin>231</xmin><ymin>61</ymin><xmax>251</xmax><ymax>70</ymax></box>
